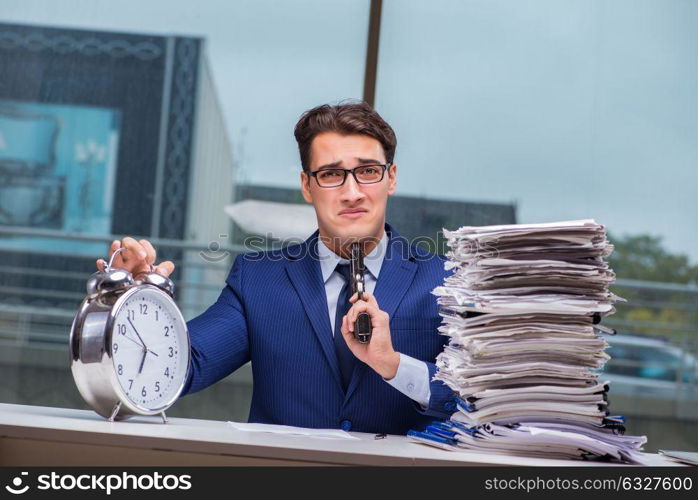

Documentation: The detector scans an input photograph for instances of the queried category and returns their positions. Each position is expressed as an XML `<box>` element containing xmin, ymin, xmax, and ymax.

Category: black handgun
<box><xmin>350</xmin><ymin>242</ymin><xmax>372</xmax><ymax>343</ymax></box>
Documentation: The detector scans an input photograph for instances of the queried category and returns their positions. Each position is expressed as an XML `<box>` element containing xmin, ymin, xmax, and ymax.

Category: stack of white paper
<box><xmin>409</xmin><ymin>219</ymin><xmax>647</xmax><ymax>463</ymax></box>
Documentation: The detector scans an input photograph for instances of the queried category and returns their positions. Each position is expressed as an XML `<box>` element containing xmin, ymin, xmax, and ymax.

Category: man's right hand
<box><xmin>96</xmin><ymin>238</ymin><xmax>175</xmax><ymax>278</ymax></box>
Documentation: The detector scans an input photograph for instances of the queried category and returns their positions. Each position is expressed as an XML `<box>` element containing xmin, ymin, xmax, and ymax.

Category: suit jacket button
<box><xmin>341</xmin><ymin>420</ymin><xmax>352</xmax><ymax>431</ymax></box>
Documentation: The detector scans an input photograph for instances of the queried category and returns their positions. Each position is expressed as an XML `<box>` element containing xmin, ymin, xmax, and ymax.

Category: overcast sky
<box><xmin>3</xmin><ymin>0</ymin><xmax>697</xmax><ymax>263</ymax></box>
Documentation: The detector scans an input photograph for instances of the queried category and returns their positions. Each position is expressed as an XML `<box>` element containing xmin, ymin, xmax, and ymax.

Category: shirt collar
<box><xmin>317</xmin><ymin>230</ymin><xmax>388</xmax><ymax>283</ymax></box>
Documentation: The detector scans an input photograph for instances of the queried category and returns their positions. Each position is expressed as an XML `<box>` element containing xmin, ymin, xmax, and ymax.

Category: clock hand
<box><xmin>147</xmin><ymin>349</ymin><xmax>159</xmax><ymax>357</ymax></box>
<box><xmin>120</xmin><ymin>332</ymin><xmax>146</xmax><ymax>350</ymax></box>
<box><xmin>125</xmin><ymin>316</ymin><xmax>158</xmax><ymax>372</ymax></box>
<box><xmin>138</xmin><ymin>349</ymin><xmax>147</xmax><ymax>375</ymax></box>
<box><xmin>127</xmin><ymin>317</ymin><xmax>149</xmax><ymax>350</ymax></box>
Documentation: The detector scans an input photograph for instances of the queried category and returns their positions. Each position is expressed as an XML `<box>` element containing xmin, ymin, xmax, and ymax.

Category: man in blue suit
<box><xmin>99</xmin><ymin>101</ymin><xmax>455</xmax><ymax>434</ymax></box>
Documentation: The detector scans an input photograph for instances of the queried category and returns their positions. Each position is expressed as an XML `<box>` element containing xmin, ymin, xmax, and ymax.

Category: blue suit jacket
<box><xmin>181</xmin><ymin>224</ymin><xmax>455</xmax><ymax>434</ymax></box>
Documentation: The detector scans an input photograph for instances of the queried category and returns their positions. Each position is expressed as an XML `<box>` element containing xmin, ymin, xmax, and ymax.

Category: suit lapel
<box><xmin>371</xmin><ymin>229</ymin><xmax>418</xmax><ymax>321</ymax></box>
<box><xmin>345</xmin><ymin>226</ymin><xmax>418</xmax><ymax>402</ymax></box>
<box><xmin>284</xmin><ymin>233</ymin><xmax>343</xmax><ymax>392</ymax></box>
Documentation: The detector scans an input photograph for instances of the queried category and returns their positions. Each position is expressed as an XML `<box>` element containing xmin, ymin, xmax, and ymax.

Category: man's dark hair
<box><xmin>294</xmin><ymin>100</ymin><xmax>397</xmax><ymax>173</ymax></box>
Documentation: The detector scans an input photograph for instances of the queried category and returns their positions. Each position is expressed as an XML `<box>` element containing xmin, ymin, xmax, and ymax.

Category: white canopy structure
<box><xmin>225</xmin><ymin>199</ymin><xmax>317</xmax><ymax>241</ymax></box>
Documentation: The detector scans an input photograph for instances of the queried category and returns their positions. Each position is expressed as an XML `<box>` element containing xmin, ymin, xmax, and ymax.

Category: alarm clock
<box><xmin>70</xmin><ymin>247</ymin><xmax>190</xmax><ymax>422</ymax></box>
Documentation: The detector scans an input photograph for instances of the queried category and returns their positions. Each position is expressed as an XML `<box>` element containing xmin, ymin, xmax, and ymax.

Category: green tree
<box><xmin>608</xmin><ymin>233</ymin><xmax>698</xmax><ymax>338</ymax></box>
<box><xmin>609</xmin><ymin>233</ymin><xmax>698</xmax><ymax>284</ymax></box>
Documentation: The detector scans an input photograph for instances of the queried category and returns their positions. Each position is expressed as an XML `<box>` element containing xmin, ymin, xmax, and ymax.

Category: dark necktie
<box><xmin>334</xmin><ymin>263</ymin><xmax>356</xmax><ymax>393</ymax></box>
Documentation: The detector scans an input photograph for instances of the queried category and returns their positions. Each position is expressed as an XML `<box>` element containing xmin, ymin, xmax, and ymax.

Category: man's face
<box><xmin>301</xmin><ymin>132</ymin><xmax>397</xmax><ymax>245</ymax></box>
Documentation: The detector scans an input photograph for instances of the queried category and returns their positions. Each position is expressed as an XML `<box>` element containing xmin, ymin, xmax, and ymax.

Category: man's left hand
<box><xmin>340</xmin><ymin>292</ymin><xmax>400</xmax><ymax>380</ymax></box>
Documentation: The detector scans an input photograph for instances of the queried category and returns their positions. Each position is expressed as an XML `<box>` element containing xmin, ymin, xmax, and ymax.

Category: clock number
<box><xmin>155</xmin><ymin>381</ymin><xmax>160</xmax><ymax>392</ymax></box>
<box><xmin>117</xmin><ymin>364</ymin><xmax>123</xmax><ymax>375</ymax></box>
<box><xmin>141</xmin><ymin>386</ymin><xmax>147</xmax><ymax>397</ymax></box>
<box><xmin>168</xmin><ymin>347</ymin><xmax>174</xmax><ymax>358</ymax></box>
<box><xmin>113</xmin><ymin>343</ymin><xmax>118</xmax><ymax>353</ymax></box>
<box><xmin>128</xmin><ymin>379</ymin><xmax>133</xmax><ymax>390</ymax></box>
<box><xmin>140</xmin><ymin>304</ymin><xmax>148</xmax><ymax>315</ymax></box>
<box><xmin>164</xmin><ymin>367</ymin><xmax>170</xmax><ymax>377</ymax></box>
<box><xmin>128</xmin><ymin>310</ymin><xmax>135</xmax><ymax>321</ymax></box>
<box><xmin>155</xmin><ymin>310</ymin><xmax>159</xmax><ymax>321</ymax></box>
<box><xmin>118</xmin><ymin>324</ymin><xmax>126</xmax><ymax>336</ymax></box>
<box><xmin>164</xmin><ymin>326</ymin><xmax>169</xmax><ymax>337</ymax></box>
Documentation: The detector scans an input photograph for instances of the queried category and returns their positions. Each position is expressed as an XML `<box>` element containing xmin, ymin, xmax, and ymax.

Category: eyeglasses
<box><xmin>308</xmin><ymin>163</ymin><xmax>390</xmax><ymax>188</ymax></box>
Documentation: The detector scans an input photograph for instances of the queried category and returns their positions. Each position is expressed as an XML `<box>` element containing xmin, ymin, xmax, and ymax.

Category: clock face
<box><xmin>110</xmin><ymin>286</ymin><xmax>189</xmax><ymax>412</ymax></box>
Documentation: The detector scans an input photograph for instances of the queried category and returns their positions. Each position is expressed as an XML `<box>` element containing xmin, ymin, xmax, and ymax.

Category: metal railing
<box><xmin>1</xmin><ymin>225</ymin><xmax>697</xmax><ymax>404</ymax></box>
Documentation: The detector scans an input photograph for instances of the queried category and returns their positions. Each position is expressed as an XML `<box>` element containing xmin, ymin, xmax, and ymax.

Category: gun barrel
<box><xmin>350</xmin><ymin>242</ymin><xmax>372</xmax><ymax>343</ymax></box>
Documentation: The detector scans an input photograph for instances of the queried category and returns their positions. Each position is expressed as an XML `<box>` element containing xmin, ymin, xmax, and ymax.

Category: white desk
<box><xmin>0</xmin><ymin>403</ymin><xmax>679</xmax><ymax>466</ymax></box>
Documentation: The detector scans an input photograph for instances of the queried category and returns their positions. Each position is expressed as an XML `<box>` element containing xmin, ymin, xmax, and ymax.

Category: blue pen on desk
<box><xmin>442</xmin><ymin>419</ymin><xmax>480</xmax><ymax>436</ymax></box>
<box><xmin>407</xmin><ymin>430</ymin><xmax>457</xmax><ymax>450</ymax></box>
<box><xmin>426</xmin><ymin>425</ymin><xmax>458</xmax><ymax>441</ymax></box>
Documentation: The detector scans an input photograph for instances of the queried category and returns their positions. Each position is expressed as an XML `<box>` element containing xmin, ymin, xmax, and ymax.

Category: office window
<box><xmin>376</xmin><ymin>0</ymin><xmax>698</xmax><ymax>451</ymax></box>
<box><xmin>1</xmin><ymin>0</ymin><xmax>370</xmax><ymax>421</ymax></box>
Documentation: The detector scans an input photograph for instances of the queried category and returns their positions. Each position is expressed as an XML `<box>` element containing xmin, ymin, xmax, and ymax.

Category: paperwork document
<box><xmin>408</xmin><ymin>219</ymin><xmax>647</xmax><ymax>463</ymax></box>
<box><xmin>227</xmin><ymin>421</ymin><xmax>359</xmax><ymax>440</ymax></box>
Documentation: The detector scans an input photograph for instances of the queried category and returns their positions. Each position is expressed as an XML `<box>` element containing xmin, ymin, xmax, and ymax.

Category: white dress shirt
<box><xmin>317</xmin><ymin>231</ymin><xmax>431</xmax><ymax>407</ymax></box>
